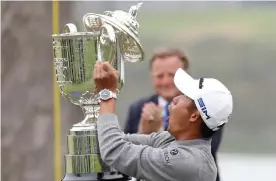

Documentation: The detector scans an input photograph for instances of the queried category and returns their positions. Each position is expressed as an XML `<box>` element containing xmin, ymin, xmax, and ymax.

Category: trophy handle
<box><xmin>97</xmin><ymin>23</ymin><xmax>116</xmax><ymax>62</ymax></box>
<box><xmin>63</xmin><ymin>23</ymin><xmax>78</xmax><ymax>33</ymax></box>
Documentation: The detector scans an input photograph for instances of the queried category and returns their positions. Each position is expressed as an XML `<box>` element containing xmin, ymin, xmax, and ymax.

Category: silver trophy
<box><xmin>52</xmin><ymin>3</ymin><xmax>144</xmax><ymax>181</ymax></box>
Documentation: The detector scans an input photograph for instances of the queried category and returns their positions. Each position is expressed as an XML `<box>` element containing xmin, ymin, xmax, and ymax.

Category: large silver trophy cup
<box><xmin>52</xmin><ymin>3</ymin><xmax>144</xmax><ymax>181</ymax></box>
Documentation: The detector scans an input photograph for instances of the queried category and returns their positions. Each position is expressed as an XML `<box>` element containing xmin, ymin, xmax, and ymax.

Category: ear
<box><xmin>189</xmin><ymin>111</ymin><xmax>201</xmax><ymax>123</ymax></box>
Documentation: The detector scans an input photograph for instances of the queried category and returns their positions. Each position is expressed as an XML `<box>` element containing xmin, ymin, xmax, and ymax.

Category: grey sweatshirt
<box><xmin>98</xmin><ymin>113</ymin><xmax>217</xmax><ymax>181</ymax></box>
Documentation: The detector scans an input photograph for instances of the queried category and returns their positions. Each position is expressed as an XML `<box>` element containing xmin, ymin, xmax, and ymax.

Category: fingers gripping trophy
<box><xmin>52</xmin><ymin>3</ymin><xmax>144</xmax><ymax>181</ymax></box>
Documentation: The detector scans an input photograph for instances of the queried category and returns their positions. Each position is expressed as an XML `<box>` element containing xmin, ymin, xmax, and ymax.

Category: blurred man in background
<box><xmin>124</xmin><ymin>48</ymin><xmax>223</xmax><ymax>181</ymax></box>
<box><xmin>124</xmin><ymin>48</ymin><xmax>189</xmax><ymax>134</ymax></box>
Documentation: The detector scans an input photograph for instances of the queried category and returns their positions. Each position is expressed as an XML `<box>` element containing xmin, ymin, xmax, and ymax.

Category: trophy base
<box><xmin>62</xmin><ymin>173</ymin><xmax>131</xmax><ymax>181</ymax></box>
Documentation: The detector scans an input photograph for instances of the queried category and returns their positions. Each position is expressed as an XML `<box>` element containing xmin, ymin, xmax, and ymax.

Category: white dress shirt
<box><xmin>158</xmin><ymin>96</ymin><xmax>169</xmax><ymax>131</ymax></box>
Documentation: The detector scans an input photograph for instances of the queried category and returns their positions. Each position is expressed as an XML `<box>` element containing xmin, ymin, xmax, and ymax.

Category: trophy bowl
<box><xmin>52</xmin><ymin>3</ymin><xmax>144</xmax><ymax>180</ymax></box>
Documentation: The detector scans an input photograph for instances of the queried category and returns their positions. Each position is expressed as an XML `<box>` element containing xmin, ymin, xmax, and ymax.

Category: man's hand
<box><xmin>138</xmin><ymin>102</ymin><xmax>163</xmax><ymax>134</ymax></box>
<box><xmin>94</xmin><ymin>62</ymin><xmax>118</xmax><ymax>93</ymax></box>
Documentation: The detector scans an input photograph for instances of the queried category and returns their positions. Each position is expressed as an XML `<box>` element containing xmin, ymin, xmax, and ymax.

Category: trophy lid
<box><xmin>104</xmin><ymin>2</ymin><xmax>142</xmax><ymax>37</ymax></box>
<box><xmin>83</xmin><ymin>3</ymin><xmax>144</xmax><ymax>62</ymax></box>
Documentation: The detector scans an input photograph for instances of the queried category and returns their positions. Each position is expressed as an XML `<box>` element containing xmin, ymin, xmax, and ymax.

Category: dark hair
<box><xmin>149</xmin><ymin>48</ymin><xmax>190</xmax><ymax>70</ymax></box>
<box><xmin>188</xmin><ymin>100</ymin><xmax>224</xmax><ymax>138</ymax></box>
<box><xmin>201</xmin><ymin>121</ymin><xmax>225</xmax><ymax>138</ymax></box>
<box><xmin>201</xmin><ymin>121</ymin><xmax>215</xmax><ymax>138</ymax></box>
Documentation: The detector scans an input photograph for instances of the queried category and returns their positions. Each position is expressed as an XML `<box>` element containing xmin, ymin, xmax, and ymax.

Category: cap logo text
<box><xmin>197</xmin><ymin>98</ymin><xmax>211</xmax><ymax>120</ymax></box>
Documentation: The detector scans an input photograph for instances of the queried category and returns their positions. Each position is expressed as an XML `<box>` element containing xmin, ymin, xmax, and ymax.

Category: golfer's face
<box><xmin>167</xmin><ymin>95</ymin><xmax>194</xmax><ymax>134</ymax></box>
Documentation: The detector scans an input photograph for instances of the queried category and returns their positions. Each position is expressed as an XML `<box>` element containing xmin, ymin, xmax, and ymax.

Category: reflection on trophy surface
<box><xmin>52</xmin><ymin>3</ymin><xmax>144</xmax><ymax>181</ymax></box>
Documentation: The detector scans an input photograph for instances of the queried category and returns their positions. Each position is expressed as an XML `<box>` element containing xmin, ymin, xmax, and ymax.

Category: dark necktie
<box><xmin>163</xmin><ymin>103</ymin><xmax>170</xmax><ymax>130</ymax></box>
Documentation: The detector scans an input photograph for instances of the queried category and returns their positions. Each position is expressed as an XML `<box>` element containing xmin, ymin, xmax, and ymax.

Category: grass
<box><xmin>137</xmin><ymin>8</ymin><xmax>276</xmax><ymax>39</ymax></box>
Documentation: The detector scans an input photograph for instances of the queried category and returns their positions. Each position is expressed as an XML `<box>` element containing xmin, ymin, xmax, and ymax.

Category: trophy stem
<box><xmin>81</xmin><ymin>104</ymin><xmax>100</xmax><ymax>125</ymax></box>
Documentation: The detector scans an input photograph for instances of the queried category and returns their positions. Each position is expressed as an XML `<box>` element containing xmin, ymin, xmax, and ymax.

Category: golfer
<box><xmin>94</xmin><ymin>62</ymin><xmax>233</xmax><ymax>181</ymax></box>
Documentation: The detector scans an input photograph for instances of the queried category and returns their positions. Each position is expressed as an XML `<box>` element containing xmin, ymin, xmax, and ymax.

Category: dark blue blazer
<box><xmin>123</xmin><ymin>94</ymin><xmax>224</xmax><ymax>166</ymax></box>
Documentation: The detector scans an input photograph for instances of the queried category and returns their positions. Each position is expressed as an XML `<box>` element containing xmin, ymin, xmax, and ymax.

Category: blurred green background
<box><xmin>95</xmin><ymin>3</ymin><xmax>276</xmax><ymax>154</ymax></box>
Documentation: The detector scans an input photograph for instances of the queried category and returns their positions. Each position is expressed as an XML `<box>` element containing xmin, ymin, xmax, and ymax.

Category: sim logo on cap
<box><xmin>197</xmin><ymin>98</ymin><xmax>211</xmax><ymax>120</ymax></box>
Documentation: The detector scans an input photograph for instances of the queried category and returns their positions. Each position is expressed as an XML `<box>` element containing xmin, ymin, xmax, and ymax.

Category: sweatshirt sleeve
<box><xmin>123</xmin><ymin>131</ymin><xmax>174</xmax><ymax>147</ymax></box>
<box><xmin>122</xmin><ymin>133</ymin><xmax>155</xmax><ymax>146</ymax></box>
<box><xmin>97</xmin><ymin>113</ymin><xmax>176</xmax><ymax>180</ymax></box>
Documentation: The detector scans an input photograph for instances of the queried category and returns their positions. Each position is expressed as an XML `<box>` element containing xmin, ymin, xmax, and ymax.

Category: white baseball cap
<box><xmin>174</xmin><ymin>68</ymin><xmax>233</xmax><ymax>131</ymax></box>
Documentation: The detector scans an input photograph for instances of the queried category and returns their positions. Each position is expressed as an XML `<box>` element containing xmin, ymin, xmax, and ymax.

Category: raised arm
<box><xmin>98</xmin><ymin>113</ymin><xmax>178</xmax><ymax>180</ymax></box>
<box><xmin>98</xmin><ymin>95</ymin><xmax>173</xmax><ymax>147</ymax></box>
<box><xmin>93</xmin><ymin>62</ymin><xmax>181</xmax><ymax>180</ymax></box>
